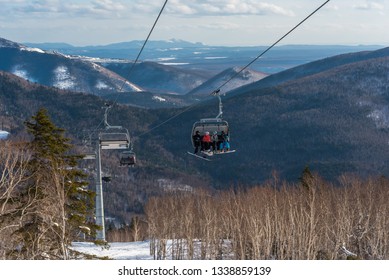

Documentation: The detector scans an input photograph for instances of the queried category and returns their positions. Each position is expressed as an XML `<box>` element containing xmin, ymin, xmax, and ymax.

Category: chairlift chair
<box><xmin>102</xmin><ymin>176</ymin><xmax>112</xmax><ymax>183</ymax></box>
<box><xmin>191</xmin><ymin>118</ymin><xmax>229</xmax><ymax>147</ymax></box>
<box><xmin>83</xmin><ymin>152</ymin><xmax>96</xmax><ymax>160</ymax></box>
<box><xmin>99</xmin><ymin>104</ymin><xmax>136</xmax><ymax>166</ymax></box>
<box><xmin>99</xmin><ymin>129</ymin><xmax>131</xmax><ymax>150</ymax></box>
<box><xmin>99</xmin><ymin>104</ymin><xmax>131</xmax><ymax>150</ymax></box>
<box><xmin>120</xmin><ymin>150</ymin><xmax>136</xmax><ymax>166</ymax></box>
<box><xmin>190</xmin><ymin>90</ymin><xmax>230</xmax><ymax>149</ymax></box>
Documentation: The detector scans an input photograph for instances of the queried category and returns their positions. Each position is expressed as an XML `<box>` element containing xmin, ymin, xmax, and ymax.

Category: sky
<box><xmin>0</xmin><ymin>0</ymin><xmax>389</xmax><ymax>47</ymax></box>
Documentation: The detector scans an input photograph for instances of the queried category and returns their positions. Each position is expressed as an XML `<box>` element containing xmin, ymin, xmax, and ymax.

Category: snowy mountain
<box><xmin>0</xmin><ymin>37</ymin><xmax>24</xmax><ymax>49</ymax></box>
<box><xmin>102</xmin><ymin>61</ymin><xmax>208</xmax><ymax>95</ymax></box>
<box><xmin>0</xmin><ymin>37</ymin><xmax>143</xmax><ymax>95</ymax></box>
<box><xmin>187</xmin><ymin>67</ymin><xmax>268</xmax><ymax>97</ymax></box>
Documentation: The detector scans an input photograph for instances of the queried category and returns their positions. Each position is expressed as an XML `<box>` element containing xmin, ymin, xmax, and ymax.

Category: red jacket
<box><xmin>202</xmin><ymin>134</ymin><xmax>211</xmax><ymax>143</ymax></box>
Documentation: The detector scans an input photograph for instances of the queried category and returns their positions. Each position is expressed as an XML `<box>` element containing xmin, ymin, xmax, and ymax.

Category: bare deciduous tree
<box><xmin>145</xmin><ymin>173</ymin><xmax>389</xmax><ymax>260</ymax></box>
<box><xmin>0</xmin><ymin>141</ymin><xmax>31</xmax><ymax>259</ymax></box>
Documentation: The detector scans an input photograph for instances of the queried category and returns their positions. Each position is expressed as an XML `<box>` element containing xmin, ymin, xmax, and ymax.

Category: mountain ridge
<box><xmin>229</xmin><ymin>46</ymin><xmax>389</xmax><ymax>97</ymax></box>
<box><xmin>3</xmin><ymin>41</ymin><xmax>389</xmax><ymax>186</ymax></box>
<box><xmin>3</xmin><ymin>37</ymin><xmax>274</xmax><ymax>105</ymax></box>
<box><xmin>187</xmin><ymin>66</ymin><xmax>268</xmax><ymax>97</ymax></box>
<box><xmin>0</xmin><ymin>37</ymin><xmax>143</xmax><ymax>95</ymax></box>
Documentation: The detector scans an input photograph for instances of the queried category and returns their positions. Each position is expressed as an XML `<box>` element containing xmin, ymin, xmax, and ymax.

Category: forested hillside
<box><xmin>230</xmin><ymin>46</ymin><xmax>389</xmax><ymax>97</ymax></box>
<box><xmin>3</xmin><ymin>46</ymin><xmax>389</xmax><ymax>225</ymax></box>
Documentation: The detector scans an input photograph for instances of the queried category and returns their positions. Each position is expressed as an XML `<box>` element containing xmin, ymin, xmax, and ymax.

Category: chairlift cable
<box><xmin>136</xmin><ymin>105</ymin><xmax>197</xmax><ymax>138</ymax></box>
<box><xmin>117</xmin><ymin>0</ymin><xmax>169</xmax><ymax>94</ymax></box>
<box><xmin>214</xmin><ymin>0</ymin><xmax>330</xmax><ymax>93</ymax></box>
<box><xmin>84</xmin><ymin>0</ymin><xmax>168</xmax><ymax>142</ymax></box>
<box><xmin>134</xmin><ymin>0</ymin><xmax>330</xmax><ymax>139</ymax></box>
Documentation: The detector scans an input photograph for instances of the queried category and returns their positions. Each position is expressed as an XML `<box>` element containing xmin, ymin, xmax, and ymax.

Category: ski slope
<box><xmin>71</xmin><ymin>241</ymin><xmax>153</xmax><ymax>260</ymax></box>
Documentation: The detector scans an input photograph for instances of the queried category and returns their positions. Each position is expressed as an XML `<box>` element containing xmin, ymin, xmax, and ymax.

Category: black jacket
<box><xmin>192</xmin><ymin>134</ymin><xmax>202</xmax><ymax>146</ymax></box>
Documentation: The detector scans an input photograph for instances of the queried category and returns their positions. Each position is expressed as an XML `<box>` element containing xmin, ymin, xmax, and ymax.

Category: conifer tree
<box><xmin>299</xmin><ymin>165</ymin><xmax>314</xmax><ymax>190</ymax></box>
<box><xmin>9</xmin><ymin>108</ymin><xmax>98</xmax><ymax>259</ymax></box>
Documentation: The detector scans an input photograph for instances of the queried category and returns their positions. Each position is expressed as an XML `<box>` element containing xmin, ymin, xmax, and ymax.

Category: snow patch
<box><xmin>71</xmin><ymin>241</ymin><xmax>153</xmax><ymax>260</ymax></box>
<box><xmin>157</xmin><ymin>179</ymin><xmax>193</xmax><ymax>192</ymax></box>
<box><xmin>11</xmin><ymin>65</ymin><xmax>37</xmax><ymax>82</ymax></box>
<box><xmin>71</xmin><ymin>239</ymin><xmax>229</xmax><ymax>260</ymax></box>
<box><xmin>0</xmin><ymin>130</ymin><xmax>10</xmax><ymax>140</ymax></box>
<box><xmin>357</xmin><ymin>100</ymin><xmax>372</xmax><ymax>107</ymax></box>
<box><xmin>152</xmin><ymin>96</ymin><xmax>166</xmax><ymax>102</ymax></box>
<box><xmin>20</xmin><ymin>47</ymin><xmax>45</xmax><ymax>54</ymax></box>
<box><xmin>156</xmin><ymin>57</ymin><xmax>176</xmax><ymax>62</ymax></box>
<box><xmin>53</xmin><ymin>65</ymin><xmax>76</xmax><ymax>90</ymax></box>
<box><xmin>95</xmin><ymin>80</ymin><xmax>111</xmax><ymax>90</ymax></box>
<box><xmin>12</xmin><ymin>68</ymin><xmax>29</xmax><ymax>80</ymax></box>
<box><xmin>205</xmin><ymin>56</ymin><xmax>227</xmax><ymax>60</ymax></box>
<box><xmin>123</xmin><ymin>80</ymin><xmax>142</xmax><ymax>92</ymax></box>
<box><xmin>368</xmin><ymin>106</ymin><xmax>389</xmax><ymax>128</ymax></box>
<box><xmin>159</xmin><ymin>62</ymin><xmax>190</xmax><ymax>66</ymax></box>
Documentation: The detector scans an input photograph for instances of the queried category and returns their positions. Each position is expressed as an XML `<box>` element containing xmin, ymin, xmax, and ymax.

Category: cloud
<box><xmin>8</xmin><ymin>0</ymin><xmax>127</xmax><ymax>18</ymax></box>
<box><xmin>353</xmin><ymin>2</ymin><xmax>384</xmax><ymax>11</ymax></box>
<box><xmin>62</xmin><ymin>1</ymin><xmax>127</xmax><ymax>18</ymax></box>
<box><xmin>17</xmin><ymin>0</ymin><xmax>61</xmax><ymax>13</ymax></box>
<box><xmin>164</xmin><ymin>0</ymin><xmax>295</xmax><ymax>16</ymax></box>
<box><xmin>198</xmin><ymin>22</ymin><xmax>241</xmax><ymax>30</ymax></box>
<box><xmin>4</xmin><ymin>0</ymin><xmax>295</xmax><ymax>19</ymax></box>
<box><xmin>0</xmin><ymin>0</ymin><xmax>26</xmax><ymax>4</ymax></box>
<box><xmin>89</xmin><ymin>0</ymin><xmax>126</xmax><ymax>14</ymax></box>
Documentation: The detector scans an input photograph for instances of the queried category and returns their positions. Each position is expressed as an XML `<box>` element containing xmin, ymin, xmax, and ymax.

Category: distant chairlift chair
<box><xmin>99</xmin><ymin>104</ymin><xmax>136</xmax><ymax>166</ymax></box>
<box><xmin>119</xmin><ymin>150</ymin><xmax>136</xmax><ymax>166</ymax></box>
<box><xmin>99</xmin><ymin>128</ymin><xmax>137</xmax><ymax>167</ymax></box>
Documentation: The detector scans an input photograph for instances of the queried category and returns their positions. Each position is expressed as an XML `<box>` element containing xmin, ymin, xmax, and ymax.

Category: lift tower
<box><xmin>95</xmin><ymin>104</ymin><xmax>131</xmax><ymax>241</ymax></box>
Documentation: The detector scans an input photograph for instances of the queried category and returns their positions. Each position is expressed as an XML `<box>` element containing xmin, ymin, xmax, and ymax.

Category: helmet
<box><xmin>205</xmin><ymin>131</ymin><xmax>209</xmax><ymax>135</ymax></box>
<box><xmin>213</xmin><ymin>131</ymin><xmax>217</xmax><ymax>135</ymax></box>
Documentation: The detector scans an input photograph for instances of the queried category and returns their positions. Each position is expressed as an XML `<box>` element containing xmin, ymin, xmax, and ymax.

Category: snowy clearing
<box><xmin>71</xmin><ymin>241</ymin><xmax>153</xmax><ymax>260</ymax></box>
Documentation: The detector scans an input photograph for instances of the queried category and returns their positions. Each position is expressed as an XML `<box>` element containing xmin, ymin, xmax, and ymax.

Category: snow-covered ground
<box><xmin>53</xmin><ymin>65</ymin><xmax>76</xmax><ymax>90</ymax></box>
<box><xmin>0</xmin><ymin>130</ymin><xmax>9</xmax><ymax>139</ymax></box>
<box><xmin>71</xmin><ymin>241</ymin><xmax>153</xmax><ymax>260</ymax></box>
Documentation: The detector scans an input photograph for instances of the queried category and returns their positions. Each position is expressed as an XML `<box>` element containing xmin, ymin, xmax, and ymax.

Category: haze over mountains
<box><xmin>25</xmin><ymin>39</ymin><xmax>382</xmax><ymax>73</ymax></box>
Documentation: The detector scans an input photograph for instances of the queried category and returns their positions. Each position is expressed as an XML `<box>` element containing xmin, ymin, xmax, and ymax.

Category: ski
<box><xmin>213</xmin><ymin>149</ymin><xmax>236</xmax><ymax>155</ymax></box>
<box><xmin>187</xmin><ymin>151</ymin><xmax>211</xmax><ymax>161</ymax></box>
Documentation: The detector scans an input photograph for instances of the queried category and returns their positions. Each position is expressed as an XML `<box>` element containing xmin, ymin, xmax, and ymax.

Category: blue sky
<box><xmin>0</xmin><ymin>0</ymin><xmax>388</xmax><ymax>46</ymax></box>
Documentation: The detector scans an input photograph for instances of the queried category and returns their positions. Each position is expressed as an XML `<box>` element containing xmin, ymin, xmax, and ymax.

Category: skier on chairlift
<box><xmin>219</xmin><ymin>131</ymin><xmax>230</xmax><ymax>152</ymax></box>
<box><xmin>192</xmin><ymin>130</ymin><xmax>202</xmax><ymax>154</ymax></box>
<box><xmin>202</xmin><ymin>131</ymin><xmax>212</xmax><ymax>152</ymax></box>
